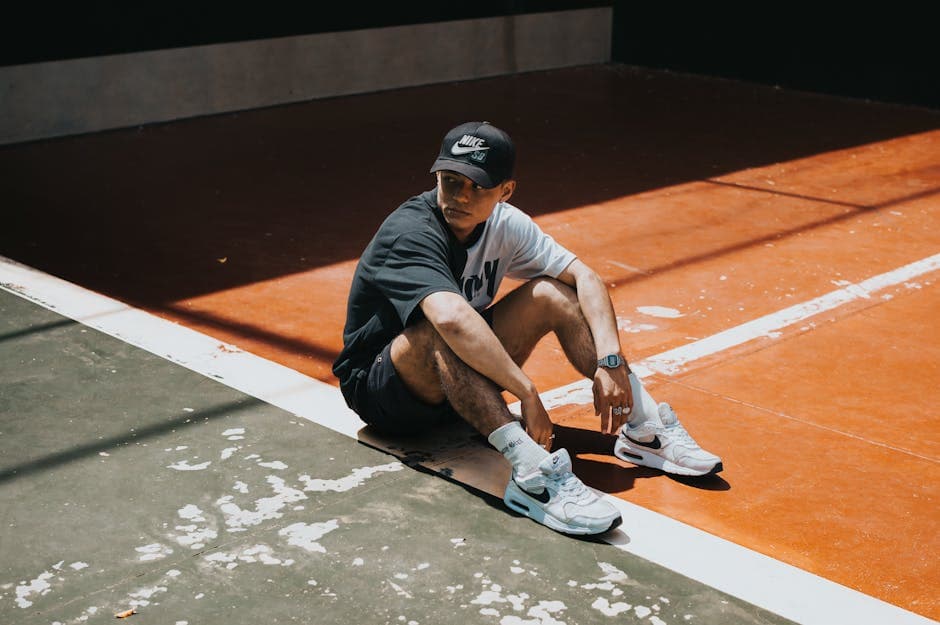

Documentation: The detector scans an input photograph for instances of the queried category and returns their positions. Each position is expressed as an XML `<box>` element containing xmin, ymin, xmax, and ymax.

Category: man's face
<box><xmin>436</xmin><ymin>171</ymin><xmax>515</xmax><ymax>242</ymax></box>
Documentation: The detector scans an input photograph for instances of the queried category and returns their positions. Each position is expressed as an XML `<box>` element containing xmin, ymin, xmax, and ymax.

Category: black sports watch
<box><xmin>597</xmin><ymin>354</ymin><xmax>626</xmax><ymax>369</ymax></box>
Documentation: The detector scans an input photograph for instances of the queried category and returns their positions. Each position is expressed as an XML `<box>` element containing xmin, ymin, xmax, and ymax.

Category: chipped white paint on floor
<box><xmin>298</xmin><ymin>462</ymin><xmax>404</xmax><ymax>492</ymax></box>
<box><xmin>127</xmin><ymin>584</ymin><xmax>167</xmax><ymax>607</ymax></box>
<box><xmin>388</xmin><ymin>581</ymin><xmax>413</xmax><ymax>599</ymax></box>
<box><xmin>257</xmin><ymin>460</ymin><xmax>288</xmax><ymax>470</ymax></box>
<box><xmin>216</xmin><ymin>475</ymin><xmax>307</xmax><ymax>531</ymax></box>
<box><xmin>166</xmin><ymin>460</ymin><xmax>212</xmax><ymax>471</ymax></box>
<box><xmin>279</xmin><ymin>520</ymin><xmax>340</xmax><ymax>553</ymax></box>
<box><xmin>637</xmin><ymin>305</ymin><xmax>684</xmax><ymax>318</ymax></box>
<box><xmin>177</xmin><ymin>504</ymin><xmax>206</xmax><ymax>522</ymax></box>
<box><xmin>173</xmin><ymin>523</ymin><xmax>217</xmax><ymax>550</ymax></box>
<box><xmin>592</xmin><ymin>597</ymin><xmax>631</xmax><ymax>616</ymax></box>
<box><xmin>616</xmin><ymin>317</ymin><xmax>658</xmax><ymax>333</ymax></box>
<box><xmin>462</xmin><ymin>561</ymin><xmax>647</xmax><ymax>625</ymax></box>
<box><xmin>220</xmin><ymin>446</ymin><xmax>240</xmax><ymax>460</ymax></box>
<box><xmin>14</xmin><ymin>570</ymin><xmax>54</xmax><ymax>608</ymax></box>
<box><xmin>204</xmin><ymin>544</ymin><xmax>295</xmax><ymax>569</ymax></box>
<box><xmin>222</xmin><ymin>427</ymin><xmax>246</xmax><ymax>441</ymax></box>
<box><xmin>135</xmin><ymin>543</ymin><xmax>173</xmax><ymax>562</ymax></box>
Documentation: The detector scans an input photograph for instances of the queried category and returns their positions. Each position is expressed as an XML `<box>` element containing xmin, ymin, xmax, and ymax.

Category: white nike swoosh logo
<box><xmin>451</xmin><ymin>143</ymin><xmax>490</xmax><ymax>155</ymax></box>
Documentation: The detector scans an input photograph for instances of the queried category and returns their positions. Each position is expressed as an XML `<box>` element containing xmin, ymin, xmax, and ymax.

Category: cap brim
<box><xmin>430</xmin><ymin>158</ymin><xmax>497</xmax><ymax>189</ymax></box>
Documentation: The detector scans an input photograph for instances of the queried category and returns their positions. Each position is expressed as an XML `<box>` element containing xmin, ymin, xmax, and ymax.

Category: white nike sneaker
<box><xmin>614</xmin><ymin>403</ymin><xmax>723</xmax><ymax>476</ymax></box>
<box><xmin>504</xmin><ymin>449</ymin><xmax>622</xmax><ymax>536</ymax></box>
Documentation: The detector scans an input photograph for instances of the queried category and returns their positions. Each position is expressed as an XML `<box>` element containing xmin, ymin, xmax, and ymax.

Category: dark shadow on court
<box><xmin>352</xmin><ymin>421</ymin><xmax>728</xmax><ymax>501</ymax></box>
<box><xmin>607</xmin><ymin>185</ymin><xmax>940</xmax><ymax>291</ymax></box>
<box><xmin>0</xmin><ymin>317</ymin><xmax>77</xmax><ymax>343</ymax></box>
<box><xmin>1</xmin><ymin>64</ymin><xmax>937</xmax><ymax>307</ymax></box>
<box><xmin>555</xmin><ymin>424</ymin><xmax>731</xmax><ymax>493</ymax></box>
<box><xmin>149</xmin><ymin>302</ymin><xmax>340</xmax><ymax>363</ymax></box>
<box><xmin>0</xmin><ymin>396</ymin><xmax>263</xmax><ymax>484</ymax></box>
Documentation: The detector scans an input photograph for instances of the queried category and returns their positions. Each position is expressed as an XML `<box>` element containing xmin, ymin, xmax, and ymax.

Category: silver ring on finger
<box><xmin>612</xmin><ymin>407</ymin><xmax>623</xmax><ymax>416</ymax></box>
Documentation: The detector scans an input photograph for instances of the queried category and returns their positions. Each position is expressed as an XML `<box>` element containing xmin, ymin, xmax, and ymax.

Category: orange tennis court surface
<box><xmin>2</xmin><ymin>64</ymin><xmax>938</xmax><ymax>621</ymax></box>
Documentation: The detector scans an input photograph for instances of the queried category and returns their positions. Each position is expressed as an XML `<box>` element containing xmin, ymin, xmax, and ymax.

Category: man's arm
<box><xmin>420</xmin><ymin>291</ymin><xmax>554</xmax><ymax>446</ymax></box>
<box><xmin>556</xmin><ymin>259</ymin><xmax>634</xmax><ymax>433</ymax></box>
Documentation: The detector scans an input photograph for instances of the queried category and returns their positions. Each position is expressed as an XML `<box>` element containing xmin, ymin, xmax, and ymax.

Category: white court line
<box><xmin>535</xmin><ymin>252</ymin><xmax>940</xmax><ymax>411</ymax></box>
<box><xmin>1</xmin><ymin>253</ymin><xmax>937</xmax><ymax>625</ymax></box>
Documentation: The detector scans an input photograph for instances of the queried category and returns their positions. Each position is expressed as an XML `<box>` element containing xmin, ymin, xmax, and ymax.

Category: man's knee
<box><xmin>390</xmin><ymin>321</ymin><xmax>450</xmax><ymax>404</ymax></box>
<box><xmin>529</xmin><ymin>277</ymin><xmax>581</xmax><ymax>319</ymax></box>
<box><xmin>392</xmin><ymin>320</ymin><xmax>447</xmax><ymax>368</ymax></box>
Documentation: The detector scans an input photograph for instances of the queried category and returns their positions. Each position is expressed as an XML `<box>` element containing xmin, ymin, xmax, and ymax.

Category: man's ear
<box><xmin>500</xmin><ymin>180</ymin><xmax>516</xmax><ymax>202</ymax></box>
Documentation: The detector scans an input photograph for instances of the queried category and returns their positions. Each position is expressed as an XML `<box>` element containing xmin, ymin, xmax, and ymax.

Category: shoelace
<box><xmin>661</xmin><ymin>421</ymin><xmax>699</xmax><ymax>448</ymax></box>
<box><xmin>550</xmin><ymin>471</ymin><xmax>591</xmax><ymax>499</ymax></box>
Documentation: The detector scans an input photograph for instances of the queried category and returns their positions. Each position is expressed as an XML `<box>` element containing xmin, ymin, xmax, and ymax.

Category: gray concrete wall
<box><xmin>0</xmin><ymin>8</ymin><xmax>611</xmax><ymax>145</ymax></box>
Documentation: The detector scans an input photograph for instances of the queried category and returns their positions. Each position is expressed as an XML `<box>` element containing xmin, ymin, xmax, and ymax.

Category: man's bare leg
<box><xmin>389</xmin><ymin>320</ymin><xmax>515</xmax><ymax>437</ymax></box>
<box><xmin>390</xmin><ymin>319</ymin><xmax>550</xmax><ymax>477</ymax></box>
<box><xmin>490</xmin><ymin>277</ymin><xmax>661</xmax><ymax>425</ymax></box>
<box><xmin>490</xmin><ymin>277</ymin><xmax>597</xmax><ymax>375</ymax></box>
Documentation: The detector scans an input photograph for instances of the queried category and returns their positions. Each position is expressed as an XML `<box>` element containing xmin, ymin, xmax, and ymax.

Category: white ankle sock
<box><xmin>487</xmin><ymin>421</ymin><xmax>549</xmax><ymax>477</ymax></box>
<box><xmin>621</xmin><ymin>372</ymin><xmax>660</xmax><ymax>442</ymax></box>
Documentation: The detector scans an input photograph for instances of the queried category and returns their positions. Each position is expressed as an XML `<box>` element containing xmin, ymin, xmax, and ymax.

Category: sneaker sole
<box><xmin>503</xmin><ymin>484</ymin><xmax>622</xmax><ymax>536</ymax></box>
<box><xmin>614</xmin><ymin>440</ymin><xmax>723</xmax><ymax>477</ymax></box>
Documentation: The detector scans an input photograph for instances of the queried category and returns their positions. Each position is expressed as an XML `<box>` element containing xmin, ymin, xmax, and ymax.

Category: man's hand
<box><xmin>593</xmin><ymin>366</ymin><xmax>634</xmax><ymax>434</ymax></box>
<box><xmin>520</xmin><ymin>393</ymin><xmax>555</xmax><ymax>450</ymax></box>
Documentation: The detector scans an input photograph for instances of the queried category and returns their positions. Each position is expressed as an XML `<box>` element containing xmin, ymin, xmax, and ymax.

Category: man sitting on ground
<box><xmin>333</xmin><ymin>121</ymin><xmax>721</xmax><ymax>536</ymax></box>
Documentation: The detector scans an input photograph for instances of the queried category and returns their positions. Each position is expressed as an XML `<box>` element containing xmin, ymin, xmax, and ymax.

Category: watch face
<box><xmin>604</xmin><ymin>355</ymin><xmax>620</xmax><ymax>367</ymax></box>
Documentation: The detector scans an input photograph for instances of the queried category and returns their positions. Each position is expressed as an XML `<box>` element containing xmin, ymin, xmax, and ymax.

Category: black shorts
<box><xmin>351</xmin><ymin>307</ymin><xmax>495</xmax><ymax>434</ymax></box>
<box><xmin>351</xmin><ymin>342</ymin><xmax>460</xmax><ymax>434</ymax></box>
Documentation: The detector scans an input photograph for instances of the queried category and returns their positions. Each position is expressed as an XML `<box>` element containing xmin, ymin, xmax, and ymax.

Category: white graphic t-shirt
<box><xmin>459</xmin><ymin>201</ymin><xmax>576</xmax><ymax>311</ymax></box>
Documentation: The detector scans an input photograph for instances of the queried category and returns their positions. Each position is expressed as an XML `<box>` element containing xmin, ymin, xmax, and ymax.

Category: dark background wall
<box><xmin>0</xmin><ymin>3</ymin><xmax>608</xmax><ymax>65</ymax></box>
<box><xmin>2</xmin><ymin>1</ymin><xmax>935</xmax><ymax>110</ymax></box>
<box><xmin>610</xmin><ymin>5</ymin><xmax>937</xmax><ymax>111</ymax></box>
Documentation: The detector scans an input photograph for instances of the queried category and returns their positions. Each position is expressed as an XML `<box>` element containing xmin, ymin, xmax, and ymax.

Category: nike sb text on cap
<box><xmin>429</xmin><ymin>121</ymin><xmax>515</xmax><ymax>188</ymax></box>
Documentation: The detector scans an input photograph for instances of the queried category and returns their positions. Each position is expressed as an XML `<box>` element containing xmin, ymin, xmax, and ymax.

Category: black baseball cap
<box><xmin>429</xmin><ymin>121</ymin><xmax>515</xmax><ymax>188</ymax></box>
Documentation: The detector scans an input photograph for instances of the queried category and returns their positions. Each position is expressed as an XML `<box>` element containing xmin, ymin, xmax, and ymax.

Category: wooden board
<box><xmin>357</xmin><ymin>420</ymin><xmax>511</xmax><ymax>499</ymax></box>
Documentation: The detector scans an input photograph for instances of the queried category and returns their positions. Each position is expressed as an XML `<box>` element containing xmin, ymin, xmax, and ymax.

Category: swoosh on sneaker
<box><xmin>451</xmin><ymin>143</ymin><xmax>491</xmax><ymax>155</ymax></box>
<box><xmin>515</xmin><ymin>480</ymin><xmax>551</xmax><ymax>504</ymax></box>
<box><xmin>627</xmin><ymin>435</ymin><xmax>662</xmax><ymax>450</ymax></box>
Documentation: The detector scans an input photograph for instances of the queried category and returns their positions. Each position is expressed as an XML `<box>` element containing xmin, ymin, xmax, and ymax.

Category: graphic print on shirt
<box><xmin>461</xmin><ymin>259</ymin><xmax>500</xmax><ymax>303</ymax></box>
<box><xmin>457</xmin><ymin>202</ymin><xmax>576</xmax><ymax>312</ymax></box>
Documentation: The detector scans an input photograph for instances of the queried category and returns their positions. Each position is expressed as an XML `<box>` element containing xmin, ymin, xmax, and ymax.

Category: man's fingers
<box><xmin>607</xmin><ymin>407</ymin><xmax>621</xmax><ymax>434</ymax></box>
<box><xmin>530</xmin><ymin>425</ymin><xmax>554</xmax><ymax>449</ymax></box>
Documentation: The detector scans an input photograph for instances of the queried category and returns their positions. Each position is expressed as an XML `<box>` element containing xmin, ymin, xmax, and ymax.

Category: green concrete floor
<box><xmin>0</xmin><ymin>288</ymin><xmax>792</xmax><ymax>625</ymax></box>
